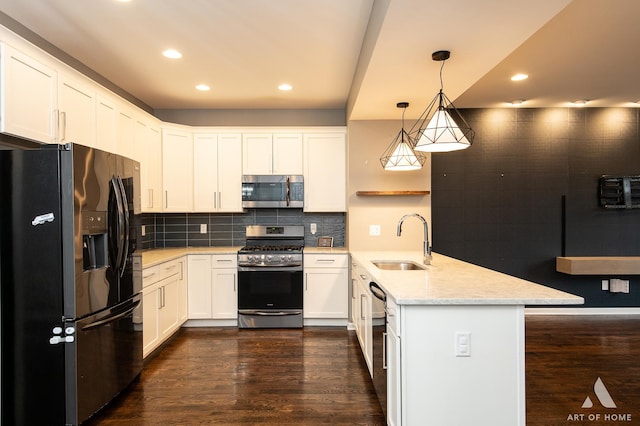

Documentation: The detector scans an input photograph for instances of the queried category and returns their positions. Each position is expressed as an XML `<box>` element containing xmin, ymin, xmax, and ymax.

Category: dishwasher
<box><xmin>369</xmin><ymin>281</ymin><xmax>387</xmax><ymax>418</ymax></box>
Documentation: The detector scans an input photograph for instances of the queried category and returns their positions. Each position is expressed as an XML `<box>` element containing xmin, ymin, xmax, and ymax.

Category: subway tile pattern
<box><xmin>142</xmin><ymin>209</ymin><xmax>345</xmax><ymax>248</ymax></box>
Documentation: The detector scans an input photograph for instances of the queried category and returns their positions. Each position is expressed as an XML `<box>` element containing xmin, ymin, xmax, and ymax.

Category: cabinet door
<box><xmin>217</xmin><ymin>133</ymin><xmax>243</xmax><ymax>212</ymax></box>
<box><xmin>303</xmin><ymin>133</ymin><xmax>346</xmax><ymax>212</ymax></box>
<box><xmin>193</xmin><ymin>134</ymin><xmax>219</xmax><ymax>211</ymax></box>
<box><xmin>96</xmin><ymin>95</ymin><xmax>117</xmax><ymax>153</ymax></box>
<box><xmin>187</xmin><ymin>255</ymin><xmax>213</xmax><ymax>319</ymax></box>
<box><xmin>387</xmin><ymin>324</ymin><xmax>401</xmax><ymax>426</ymax></box>
<box><xmin>58</xmin><ymin>74</ymin><xmax>95</xmax><ymax>147</ymax></box>
<box><xmin>242</xmin><ymin>133</ymin><xmax>273</xmax><ymax>174</ymax></box>
<box><xmin>177</xmin><ymin>258</ymin><xmax>188</xmax><ymax>323</ymax></box>
<box><xmin>273</xmin><ymin>133</ymin><xmax>303</xmax><ymax>175</ymax></box>
<box><xmin>1</xmin><ymin>43</ymin><xmax>57</xmax><ymax>143</ymax></box>
<box><xmin>145</xmin><ymin>125</ymin><xmax>163</xmax><ymax>212</ymax></box>
<box><xmin>162</xmin><ymin>127</ymin><xmax>193</xmax><ymax>211</ymax></box>
<box><xmin>117</xmin><ymin>107</ymin><xmax>135</xmax><ymax>159</ymax></box>
<box><xmin>304</xmin><ymin>269</ymin><xmax>349</xmax><ymax>319</ymax></box>
<box><xmin>158</xmin><ymin>276</ymin><xmax>179</xmax><ymax>338</ymax></box>
<box><xmin>211</xmin><ymin>268</ymin><xmax>237</xmax><ymax>319</ymax></box>
<box><xmin>142</xmin><ymin>285</ymin><xmax>160</xmax><ymax>357</ymax></box>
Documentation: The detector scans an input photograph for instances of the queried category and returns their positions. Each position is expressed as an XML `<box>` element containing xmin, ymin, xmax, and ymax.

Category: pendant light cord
<box><xmin>439</xmin><ymin>59</ymin><xmax>446</xmax><ymax>92</ymax></box>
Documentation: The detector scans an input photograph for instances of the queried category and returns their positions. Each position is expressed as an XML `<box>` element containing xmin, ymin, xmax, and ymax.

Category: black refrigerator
<box><xmin>0</xmin><ymin>143</ymin><xmax>143</xmax><ymax>425</ymax></box>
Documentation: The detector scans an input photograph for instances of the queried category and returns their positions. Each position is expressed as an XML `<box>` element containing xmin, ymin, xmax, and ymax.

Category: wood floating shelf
<box><xmin>356</xmin><ymin>190</ymin><xmax>430</xmax><ymax>196</ymax></box>
<box><xmin>556</xmin><ymin>256</ymin><xmax>640</xmax><ymax>275</ymax></box>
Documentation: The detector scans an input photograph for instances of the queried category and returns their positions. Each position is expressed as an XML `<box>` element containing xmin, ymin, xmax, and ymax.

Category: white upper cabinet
<box><xmin>0</xmin><ymin>43</ymin><xmax>57</xmax><ymax>143</ymax></box>
<box><xmin>135</xmin><ymin>118</ymin><xmax>163</xmax><ymax>212</ymax></box>
<box><xmin>273</xmin><ymin>133</ymin><xmax>303</xmax><ymax>174</ymax></box>
<box><xmin>194</xmin><ymin>133</ymin><xmax>243</xmax><ymax>212</ymax></box>
<box><xmin>162</xmin><ymin>126</ymin><xmax>194</xmax><ymax>212</ymax></box>
<box><xmin>242</xmin><ymin>133</ymin><xmax>272</xmax><ymax>174</ymax></box>
<box><xmin>96</xmin><ymin>95</ymin><xmax>117</xmax><ymax>153</ymax></box>
<box><xmin>217</xmin><ymin>133</ymin><xmax>243</xmax><ymax>212</ymax></box>
<box><xmin>303</xmin><ymin>132</ymin><xmax>346</xmax><ymax>212</ymax></box>
<box><xmin>242</xmin><ymin>132</ymin><xmax>303</xmax><ymax>175</ymax></box>
<box><xmin>116</xmin><ymin>106</ymin><xmax>135</xmax><ymax>160</ymax></box>
<box><xmin>57</xmin><ymin>73</ymin><xmax>95</xmax><ymax>147</ymax></box>
<box><xmin>193</xmin><ymin>133</ymin><xmax>219</xmax><ymax>211</ymax></box>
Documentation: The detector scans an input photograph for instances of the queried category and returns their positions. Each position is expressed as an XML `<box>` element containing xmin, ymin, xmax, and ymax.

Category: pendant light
<box><xmin>380</xmin><ymin>102</ymin><xmax>427</xmax><ymax>171</ymax></box>
<box><xmin>411</xmin><ymin>51</ymin><xmax>475</xmax><ymax>152</ymax></box>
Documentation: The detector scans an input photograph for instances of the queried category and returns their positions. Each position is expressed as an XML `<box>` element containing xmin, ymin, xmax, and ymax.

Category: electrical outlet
<box><xmin>455</xmin><ymin>332</ymin><xmax>471</xmax><ymax>357</ymax></box>
<box><xmin>610</xmin><ymin>278</ymin><xmax>630</xmax><ymax>293</ymax></box>
<box><xmin>310</xmin><ymin>223</ymin><xmax>317</xmax><ymax>235</ymax></box>
<box><xmin>369</xmin><ymin>225</ymin><xmax>381</xmax><ymax>236</ymax></box>
<box><xmin>602</xmin><ymin>279</ymin><xmax>609</xmax><ymax>291</ymax></box>
<box><xmin>141</xmin><ymin>225</ymin><xmax>146</xmax><ymax>237</ymax></box>
<box><xmin>200</xmin><ymin>223</ymin><xmax>207</xmax><ymax>234</ymax></box>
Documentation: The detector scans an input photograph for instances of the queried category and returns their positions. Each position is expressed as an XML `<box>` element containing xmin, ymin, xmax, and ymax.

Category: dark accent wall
<box><xmin>432</xmin><ymin>108</ymin><xmax>640</xmax><ymax>308</ymax></box>
<box><xmin>139</xmin><ymin>209</ymin><xmax>345</xmax><ymax>250</ymax></box>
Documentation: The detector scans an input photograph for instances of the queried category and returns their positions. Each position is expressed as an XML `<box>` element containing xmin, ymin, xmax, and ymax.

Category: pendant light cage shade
<box><xmin>380</xmin><ymin>128</ymin><xmax>427</xmax><ymax>170</ymax></box>
<box><xmin>411</xmin><ymin>90</ymin><xmax>475</xmax><ymax>152</ymax></box>
<box><xmin>380</xmin><ymin>102</ymin><xmax>427</xmax><ymax>171</ymax></box>
<box><xmin>409</xmin><ymin>50</ymin><xmax>475</xmax><ymax>153</ymax></box>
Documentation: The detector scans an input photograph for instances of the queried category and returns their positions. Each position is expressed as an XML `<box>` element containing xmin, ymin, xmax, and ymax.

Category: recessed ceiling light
<box><xmin>572</xmin><ymin>99</ymin><xmax>588</xmax><ymax>106</ymax></box>
<box><xmin>511</xmin><ymin>99</ymin><xmax>525</xmax><ymax>106</ymax></box>
<box><xmin>195</xmin><ymin>84</ymin><xmax>210</xmax><ymax>91</ymax></box>
<box><xmin>278</xmin><ymin>83</ymin><xmax>293</xmax><ymax>91</ymax></box>
<box><xmin>162</xmin><ymin>49</ymin><xmax>182</xmax><ymax>59</ymax></box>
<box><xmin>511</xmin><ymin>73</ymin><xmax>528</xmax><ymax>81</ymax></box>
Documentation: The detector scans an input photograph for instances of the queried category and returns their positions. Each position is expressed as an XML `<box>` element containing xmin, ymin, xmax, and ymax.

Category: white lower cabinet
<box><xmin>142</xmin><ymin>256</ymin><xmax>186</xmax><ymax>358</ymax></box>
<box><xmin>351</xmin><ymin>260</ymin><xmax>373</xmax><ymax>376</ymax></box>
<box><xmin>303</xmin><ymin>253</ymin><xmax>349</xmax><ymax>325</ymax></box>
<box><xmin>386</xmin><ymin>298</ymin><xmax>401</xmax><ymax>426</ymax></box>
<box><xmin>187</xmin><ymin>254</ymin><xmax>238</xmax><ymax>323</ymax></box>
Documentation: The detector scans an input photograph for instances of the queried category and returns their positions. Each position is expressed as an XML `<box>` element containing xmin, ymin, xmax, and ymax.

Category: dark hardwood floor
<box><xmin>85</xmin><ymin>327</ymin><xmax>385</xmax><ymax>425</ymax></box>
<box><xmin>85</xmin><ymin>316</ymin><xmax>640</xmax><ymax>426</ymax></box>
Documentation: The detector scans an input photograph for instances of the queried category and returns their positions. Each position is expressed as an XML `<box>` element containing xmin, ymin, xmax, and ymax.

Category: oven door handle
<box><xmin>238</xmin><ymin>265</ymin><xmax>302</xmax><ymax>272</ymax></box>
<box><xmin>238</xmin><ymin>310</ymin><xmax>302</xmax><ymax>316</ymax></box>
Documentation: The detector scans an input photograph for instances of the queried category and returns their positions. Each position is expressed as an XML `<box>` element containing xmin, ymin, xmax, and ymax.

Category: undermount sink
<box><xmin>372</xmin><ymin>260</ymin><xmax>427</xmax><ymax>270</ymax></box>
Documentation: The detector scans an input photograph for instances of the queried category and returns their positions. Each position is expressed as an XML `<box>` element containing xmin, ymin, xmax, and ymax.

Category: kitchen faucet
<box><xmin>397</xmin><ymin>213</ymin><xmax>432</xmax><ymax>265</ymax></box>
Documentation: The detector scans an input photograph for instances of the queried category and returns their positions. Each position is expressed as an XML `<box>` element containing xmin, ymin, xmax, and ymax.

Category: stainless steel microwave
<box><xmin>242</xmin><ymin>175</ymin><xmax>304</xmax><ymax>208</ymax></box>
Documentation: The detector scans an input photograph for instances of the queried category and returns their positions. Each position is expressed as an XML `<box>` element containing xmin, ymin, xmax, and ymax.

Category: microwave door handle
<box><xmin>286</xmin><ymin>176</ymin><xmax>290</xmax><ymax>206</ymax></box>
<box><xmin>117</xmin><ymin>176</ymin><xmax>130</xmax><ymax>277</ymax></box>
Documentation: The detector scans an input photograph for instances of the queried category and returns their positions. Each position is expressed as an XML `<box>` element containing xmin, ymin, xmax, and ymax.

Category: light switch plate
<box><xmin>369</xmin><ymin>225</ymin><xmax>381</xmax><ymax>236</ymax></box>
<box><xmin>200</xmin><ymin>224</ymin><xmax>207</xmax><ymax>234</ymax></box>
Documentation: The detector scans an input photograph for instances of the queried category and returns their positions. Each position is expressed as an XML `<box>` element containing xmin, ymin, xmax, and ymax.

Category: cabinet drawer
<box><xmin>212</xmin><ymin>254</ymin><xmax>237</xmax><ymax>269</ymax></box>
<box><xmin>386</xmin><ymin>298</ymin><xmax>399</xmax><ymax>334</ymax></box>
<box><xmin>143</xmin><ymin>257</ymin><xmax>183</xmax><ymax>287</ymax></box>
<box><xmin>304</xmin><ymin>253</ymin><xmax>348</xmax><ymax>268</ymax></box>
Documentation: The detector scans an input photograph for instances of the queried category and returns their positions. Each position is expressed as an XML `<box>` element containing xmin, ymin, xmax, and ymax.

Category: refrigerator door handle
<box><xmin>116</xmin><ymin>176</ymin><xmax>130</xmax><ymax>277</ymax></box>
<box><xmin>81</xmin><ymin>299</ymin><xmax>141</xmax><ymax>331</ymax></box>
<box><xmin>109</xmin><ymin>177</ymin><xmax>126</xmax><ymax>276</ymax></box>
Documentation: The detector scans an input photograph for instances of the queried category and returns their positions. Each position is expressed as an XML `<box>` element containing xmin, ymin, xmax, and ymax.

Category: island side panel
<box><xmin>401</xmin><ymin>304</ymin><xmax>525</xmax><ymax>426</ymax></box>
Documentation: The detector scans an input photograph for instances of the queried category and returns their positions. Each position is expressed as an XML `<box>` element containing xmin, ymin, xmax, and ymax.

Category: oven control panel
<box><xmin>238</xmin><ymin>253</ymin><xmax>303</xmax><ymax>267</ymax></box>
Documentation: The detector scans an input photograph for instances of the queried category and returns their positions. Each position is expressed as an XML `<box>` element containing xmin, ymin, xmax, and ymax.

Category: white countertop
<box><xmin>141</xmin><ymin>246</ymin><xmax>348</xmax><ymax>267</ymax></box>
<box><xmin>351</xmin><ymin>251</ymin><xmax>584</xmax><ymax>306</ymax></box>
<box><xmin>141</xmin><ymin>247</ymin><xmax>242</xmax><ymax>268</ymax></box>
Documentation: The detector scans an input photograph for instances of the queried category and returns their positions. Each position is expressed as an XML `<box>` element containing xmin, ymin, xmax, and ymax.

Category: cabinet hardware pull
<box><xmin>148</xmin><ymin>189</ymin><xmax>153</xmax><ymax>209</ymax></box>
<box><xmin>360</xmin><ymin>294</ymin><xmax>366</xmax><ymax>320</ymax></box>
<box><xmin>60</xmin><ymin>111</ymin><xmax>66</xmax><ymax>141</ymax></box>
<box><xmin>165</xmin><ymin>191</ymin><xmax>168</xmax><ymax>208</ymax></box>
<box><xmin>383</xmin><ymin>332</ymin><xmax>388</xmax><ymax>370</ymax></box>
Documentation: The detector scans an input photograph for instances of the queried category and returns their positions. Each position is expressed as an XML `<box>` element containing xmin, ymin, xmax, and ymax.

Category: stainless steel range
<box><xmin>237</xmin><ymin>225</ymin><xmax>304</xmax><ymax>328</ymax></box>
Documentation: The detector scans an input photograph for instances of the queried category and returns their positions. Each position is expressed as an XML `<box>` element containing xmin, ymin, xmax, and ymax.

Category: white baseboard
<box><xmin>525</xmin><ymin>307</ymin><xmax>640</xmax><ymax>315</ymax></box>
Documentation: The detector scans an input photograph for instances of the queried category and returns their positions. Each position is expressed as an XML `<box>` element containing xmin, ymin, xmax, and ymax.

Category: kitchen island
<box><xmin>350</xmin><ymin>251</ymin><xmax>583</xmax><ymax>426</ymax></box>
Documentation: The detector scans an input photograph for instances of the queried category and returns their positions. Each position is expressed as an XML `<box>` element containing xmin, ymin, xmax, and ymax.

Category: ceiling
<box><xmin>1</xmin><ymin>0</ymin><xmax>640</xmax><ymax>121</ymax></box>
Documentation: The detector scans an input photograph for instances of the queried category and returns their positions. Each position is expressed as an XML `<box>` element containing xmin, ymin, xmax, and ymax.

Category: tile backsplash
<box><xmin>138</xmin><ymin>209</ymin><xmax>345</xmax><ymax>250</ymax></box>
